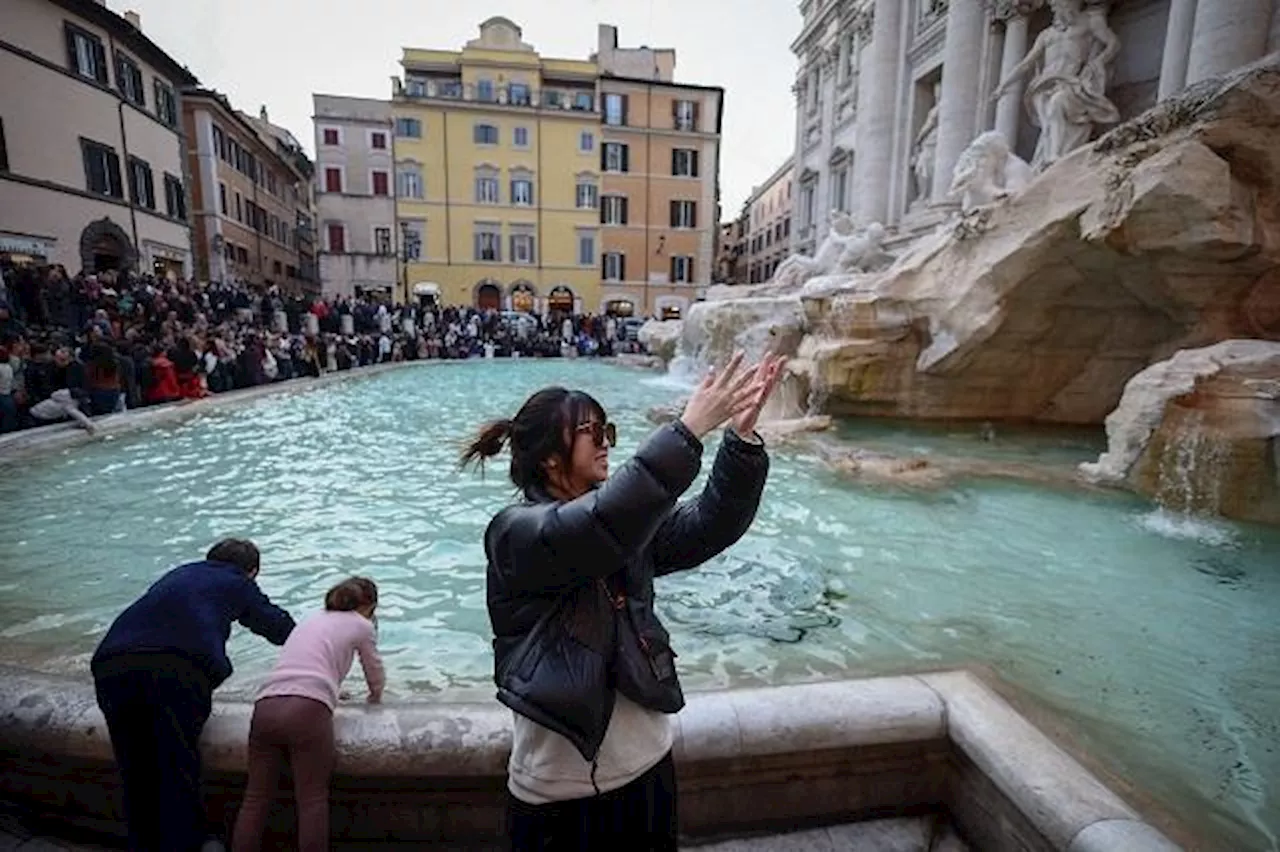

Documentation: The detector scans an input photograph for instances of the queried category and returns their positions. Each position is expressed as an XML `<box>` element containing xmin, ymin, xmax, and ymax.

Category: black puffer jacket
<box><xmin>485</xmin><ymin>420</ymin><xmax>769</xmax><ymax>761</ymax></box>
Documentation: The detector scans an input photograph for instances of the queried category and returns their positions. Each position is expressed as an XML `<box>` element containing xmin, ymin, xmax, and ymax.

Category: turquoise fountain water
<box><xmin>0</xmin><ymin>361</ymin><xmax>1275</xmax><ymax>850</ymax></box>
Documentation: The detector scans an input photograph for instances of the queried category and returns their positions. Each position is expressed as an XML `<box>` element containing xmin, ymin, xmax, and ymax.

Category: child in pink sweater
<box><xmin>231</xmin><ymin>577</ymin><xmax>385</xmax><ymax>852</ymax></box>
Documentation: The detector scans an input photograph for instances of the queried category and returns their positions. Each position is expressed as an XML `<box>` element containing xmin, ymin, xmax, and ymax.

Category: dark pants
<box><xmin>231</xmin><ymin>696</ymin><xmax>335</xmax><ymax>852</ymax></box>
<box><xmin>506</xmin><ymin>752</ymin><xmax>677</xmax><ymax>852</ymax></box>
<box><xmin>94</xmin><ymin>653</ymin><xmax>213</xmax><ymax>852</ymax></box>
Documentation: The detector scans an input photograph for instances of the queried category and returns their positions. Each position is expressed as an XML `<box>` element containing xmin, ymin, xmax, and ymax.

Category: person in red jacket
<box><xmin>146</xmin><ymin>347</ymin><xmax>181</xmax><ymax>404</ymax></box>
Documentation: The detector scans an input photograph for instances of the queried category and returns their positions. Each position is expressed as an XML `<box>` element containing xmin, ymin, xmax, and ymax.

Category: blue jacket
<box><xmin>91</xmin><ymin>560</ymin><xmax>295</xmax><ymax>687</ymax></box>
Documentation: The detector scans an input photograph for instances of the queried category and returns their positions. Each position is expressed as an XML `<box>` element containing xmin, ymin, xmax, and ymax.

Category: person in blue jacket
<box><xmin>91</xmin><ymin>539</ymin><xmax>296</xmax><ymax>852</ymax></box>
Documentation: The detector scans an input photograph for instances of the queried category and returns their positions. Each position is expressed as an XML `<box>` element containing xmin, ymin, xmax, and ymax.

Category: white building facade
<box><xmin>790</xmin><ymin>0</ymin><xmax>1280</xmax><ymax>255</ymax></box>
<box><xmin>312</xmin><ymin>95</ymin><xmax>398</xmax><ymax>300</ymax></box>
<box><xmin>0</xmin><ymin>0</ymin><xmax>196</xmax><ymax>276</ymax></box>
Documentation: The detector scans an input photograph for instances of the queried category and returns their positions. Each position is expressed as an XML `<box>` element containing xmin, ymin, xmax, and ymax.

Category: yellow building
<box><xmin>392</xmin><ymin>17</ymin><xmax>602</xmax><ymax>312</ymax></box>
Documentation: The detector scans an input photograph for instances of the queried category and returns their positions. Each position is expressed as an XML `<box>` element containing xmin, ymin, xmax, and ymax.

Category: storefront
<box><xmin>143</xmin><ymin>240</ymin><xmax>189</xmax><ymax>282</ymax></box>
<box><xmin>510</xmin><ymin>281</ymin><xmax>536</xmax><ymax>313</ymax></box>
<box><xmin>547</xmin><ymin>285</ymin><xmax>575</xmax><ymax>314</ymax></box>
<box><xmin>604</xmin><ymin>299</ymin><xmax>636</xmax><ymax>317</ymax></box>
<box><xmin>475</xmin><ymin>280</ymin><xmax>502</xmax><ymax>311</ymax></box>
<box><xmin>413</xmin><ymin>282</ymin><xmax>440</xmax><ymax>309</ymax></box>
<box><xmin>0</xmin><ymin>232</ymin><xmax>55</xmax><ymax>267</ymax></box>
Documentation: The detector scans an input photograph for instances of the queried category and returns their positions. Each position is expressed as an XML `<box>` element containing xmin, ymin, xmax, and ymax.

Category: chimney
<box><xmin>124</xmin><ymin>10</ymin><xmax>141</xmax><ymax>29</ymax></box>
<box><xmin>260</xmin><ymin>105</ymin><xmax>269</xmax><ymax>122</ymax></box>
<box><xmin>598</xmin><ymin>24</ymin><xmax>618</xmax><ymax>52</ymax></box>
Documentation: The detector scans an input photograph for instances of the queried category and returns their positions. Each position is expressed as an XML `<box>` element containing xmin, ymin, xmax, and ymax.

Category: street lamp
<box><xmin>399</xmin><ymin>221</ymin><xmax>420</xmax><ymax>305</ymax></box>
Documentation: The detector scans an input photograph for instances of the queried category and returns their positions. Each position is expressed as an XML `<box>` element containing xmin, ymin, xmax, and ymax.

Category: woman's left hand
<box><xmin>731</xmin><ymin>354</ymin><xmax>788</xmax><ymax>438</ymax></box>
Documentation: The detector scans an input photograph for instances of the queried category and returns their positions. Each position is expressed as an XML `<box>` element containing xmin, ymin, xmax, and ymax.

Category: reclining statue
<box><xmin>947</xmin><ymin>131</ymin><xmax>1035</xmax><ymax>212</ymax></box>
<box><xmin>772</xmin><ymin>213</ymin><xmax>893</xmax><ymax>287</ymax></box>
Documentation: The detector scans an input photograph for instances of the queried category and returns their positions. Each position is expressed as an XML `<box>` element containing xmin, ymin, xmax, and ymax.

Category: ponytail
<box><xmin>325</xmin><ymin>576</ymin><xmax>378</xmax><ymax>612</ymax></box>
<box><xmin>459</xmin><ymin>419</ymin><xmax>513</xmax><ymax>470</ymax></box>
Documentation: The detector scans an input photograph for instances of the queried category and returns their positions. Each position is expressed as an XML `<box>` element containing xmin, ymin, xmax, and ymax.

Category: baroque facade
<box><xmin>790</xmin><ymin>0</ymin><xmax>1280</xmax><ymax>254</ymax></box>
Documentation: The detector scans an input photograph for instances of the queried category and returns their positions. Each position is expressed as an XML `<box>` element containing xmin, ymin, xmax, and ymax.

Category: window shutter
<box><xmin>691</xmin><ymin>102</ymin><xmax>700</xmax><ymax>132</ymax></box>
<box><xmin>621</xmin><ymin>94</ymin><xmax>629</xmax><ymax>126</ymax></box>
<box><xmin>690</xmin><ymin>201</ymin><xmax>698</xmax><ymax>228</ymax></box>
<box><xmin>107</xmin><ymin>151</ymin><xmax>122</xmax><ymax>197</ymax></box>
<box><xmin>670</xmin><ymin>256</ymin><xmax>677</xmax><ymax>282</ymax></box>
<box><xmin>691</xmin><ymin>150</ymin><xmax>700</xmax><ymax>178</ymax></box>
<box><xmin>619</xmin><ymin>253</ymin><xmax>626</xmax><ymax>282</ymax></box>
<box><xmin>145</xmin><ymin>167</ymin><xmax>155</xmax><ymax>208</ymax></box>
<box><xmin>672</xmin><ymin>99</ymin><xmax>679</xmax><ymax>128</ymax></box>
<box><xmin>530</xmin><ymin>237</ymin><xmax>536</xmax><ymax>264</ymax></box>
<box><xmin>601</xmin><ymin>254</ymin><xmax>608</xmax><ymax>278</ymax></box>
<box><xmin>600</xmin><ymin>145</ymin><xmax>608</xmax><ymax>172</ymax></box>
<box><xmin>474</xmin><ymin>232</ymin><xmax>482</xmax><ymax>260</ymax></box>
<box><xmin>671</xmin><ymin>149</ymin><xmax>678</xmax><ymax>176</ymax></box>
<box><xmin>65</xmin><ymin>28</ymin><xmax>78</xmax><ymax>72</ymax></box>
<box><xmin>670</xmin><ymin>200</ymin><xmax>678</xmax><ymax>227</ymax></box>
<box><xmin>510</xmin><ymin>235</ymin><xmax>517</xmax><ymax>262</ymax></box>
<box><xmin>621</xmin><ymin>145</ymin><xmax>629</xmax><ymax>173</ymax></box>
<box><xmin>621</xmin><ymin>197</ymin><xmax>628</xmax><ymax>224</ymax></box>
<box><xmin>92</xmin><ymin>40</ymin><xmax>107</xmax><ymax>83</ymax></box>
<box><xmin>600</xmin><ymin>200</ymin><xmax>607</xmax><ymax>225</ymax></box>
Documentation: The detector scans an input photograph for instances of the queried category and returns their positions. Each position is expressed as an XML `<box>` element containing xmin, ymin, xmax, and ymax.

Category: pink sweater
<box><xmin>256</xmin><ymin>610</ymin><xmax>385</xmax><ymax>710</ymax></box>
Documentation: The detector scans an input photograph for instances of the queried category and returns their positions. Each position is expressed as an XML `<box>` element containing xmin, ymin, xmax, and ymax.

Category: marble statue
<box><xmin>772</xmin><ymin>213</ymin><xmax>893</xmax><ymax>286</ymax></box>
<box><xmin>911</xmin><ymin>83</ymin><xmax>941</xmax><ymax>204</ymax></box>
<box><xmin>991</xmin><ymin>0</ymin><xmax>1121</xmax><ymax>170</ymax></box>
<box><xmin>947</xmin><ymin>131</ymin><xmax>1035</xmax><ymax>211</ymax></box>
<box><xmin>837</xmin><ymin>221</ymin><xmax>892</xmax><ymax>272</ymax></box>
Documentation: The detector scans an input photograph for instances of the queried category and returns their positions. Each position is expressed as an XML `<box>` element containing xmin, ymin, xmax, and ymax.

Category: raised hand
<box><xmin>679</xmin><ymin>351</ymin><xmax>761</xmax><ymax>439</ymax></box>
<box><xmin>731</xmin><ymin>354</ymin><xmax>788</xmax><ymax>438</ymax></box>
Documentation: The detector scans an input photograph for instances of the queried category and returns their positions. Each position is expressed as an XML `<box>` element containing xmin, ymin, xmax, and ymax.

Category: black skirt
<box><xmin>506</xmin><ymin>751</ymin><xmax>677</xmax><ymax>852</ymax></box>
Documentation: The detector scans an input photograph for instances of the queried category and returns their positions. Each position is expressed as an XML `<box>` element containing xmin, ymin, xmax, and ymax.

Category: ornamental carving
<box><xmin>918</xmin><ymin>0</ymin><xmax>949</xmax><ymax>32</ymax></box>
<box><xmin>985</xmin><ymin>0</ymin><xmax>1044</xmax><ymax>19</ymax></box>
<box><xmin>852</xmin><ymin>7</ymin><xmax>874</xmax><ymax>43</ymax></box>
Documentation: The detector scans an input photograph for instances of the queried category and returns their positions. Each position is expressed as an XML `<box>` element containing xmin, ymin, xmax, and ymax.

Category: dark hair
<box><xmin>325</xmin><ymin>576</ymin><xmax>378</xmax><ymax>612</ymax></box>
<box><xmin>206</xmin><ymin>538</ymin><xmax>260</xmax><ymax>574</ymax></box>
<box><xmin>460</xmin><ymin>387</ymin><xmax>606</xmax><ymax>492</ymax></box>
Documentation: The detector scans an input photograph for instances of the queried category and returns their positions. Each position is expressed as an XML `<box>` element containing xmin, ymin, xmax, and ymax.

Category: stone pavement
<box><xmin>0</xmin><ymin>805</ymin><xmax>968</xmax><ymax>851</ymax></box>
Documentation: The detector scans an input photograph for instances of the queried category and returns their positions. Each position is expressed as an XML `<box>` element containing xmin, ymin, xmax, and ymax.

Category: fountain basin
<box><xmin>0</xmin><ymin>361</ymin><xmax>1273</xmax><ymax>850</ymax></box>
<box><xmin>0</xmin><ymin>665</ymin><xmax>1181</xmax><ymax>850</ymax></box>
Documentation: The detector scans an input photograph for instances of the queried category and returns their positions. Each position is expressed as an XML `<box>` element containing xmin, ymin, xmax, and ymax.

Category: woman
<box><xmin>231</xmin><ymin>577</ymin><xmax>384</xmax><ymax>852</ymax></box>
<box><xmin>462</xmin><ymin>352</ymin><xmax>784</xmax><ymax>850</ymax></box>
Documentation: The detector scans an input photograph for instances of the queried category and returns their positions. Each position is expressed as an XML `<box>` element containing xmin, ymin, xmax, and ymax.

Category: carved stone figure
<box><xmin>837</xmin><ymin>221</ymin><xmax>893</xmax><ymax>273</ymax></box>
<box><xmin>911</xmin><ymin>83</ymin><xmax>942</xmax><ymax>204</ymax></box>
<box><xmin>991</xmin><ymin>0</ymin><xmax>1121</xmax><ymax>170</ymax></box>
<box><xmin>771</xmin><ymin>214</ymin><xmax>892</xmax><ymax>286</ymax></box>
<box><xmin>947</xmin><ymin>131</ymin><xmax>1035</xmax><ymax>211</ymax></box>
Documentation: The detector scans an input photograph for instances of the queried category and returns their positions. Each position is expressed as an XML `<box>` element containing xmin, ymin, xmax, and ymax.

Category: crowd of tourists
<box><xmin>90</xmin><ymin>355</ymin><xmax>786</xmax><ymax>851</ymax></box>
<box><xmin>0</xmin><ymin>265</ymin><xmax>647</xmax><ymax>435</ymax></box>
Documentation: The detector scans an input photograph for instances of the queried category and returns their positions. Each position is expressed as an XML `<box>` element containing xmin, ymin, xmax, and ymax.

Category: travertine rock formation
<box><xmin>1081</xmin><ymin>340</ymin><xmax>1280</xmax><ymax>524</ymax></box>
<box><xmin>722</xmin><ymin>62</ymin><xmax>1280</xmax><ymax>425</ymax></box>
<box><xmin>637</xmin><ymin>319</ymin><xmax>683</xmax><ymax>365</ymax></box>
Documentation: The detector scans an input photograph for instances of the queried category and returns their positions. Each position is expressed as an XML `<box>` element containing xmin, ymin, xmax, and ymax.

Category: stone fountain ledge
<box><xmin>0</xmin><ymin>665</ymin><xmax>1181</xmax><ymax>850</ymax></box>
<box><xmin>0</xmin><ymin>360</ymin><xmax>433</xmax><ymax>464</ymax></box>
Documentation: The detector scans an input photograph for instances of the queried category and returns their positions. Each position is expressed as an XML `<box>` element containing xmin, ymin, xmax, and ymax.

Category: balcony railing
<box><xmin>398</xmin><ymin>78</ymin><xmax>596</xmax><ymax>112</ymax></box>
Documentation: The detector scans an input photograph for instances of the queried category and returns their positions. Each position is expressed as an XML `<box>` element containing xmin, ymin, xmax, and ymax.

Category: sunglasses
<box><xmin>576</xmin><ymin>420</ymin><xmax>617</xmax><ymax>448</ymax></box>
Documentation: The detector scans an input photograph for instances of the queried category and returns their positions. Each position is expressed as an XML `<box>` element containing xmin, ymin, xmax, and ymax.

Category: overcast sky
<box><xmin>110</xmin><ymin>0</ymin><xmax>800</xmax><ymax>215</ymax></box>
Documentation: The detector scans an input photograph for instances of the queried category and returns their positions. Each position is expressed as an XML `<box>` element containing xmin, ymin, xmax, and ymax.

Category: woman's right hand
<box><xmin>680</xmin><ymin>351</ymin><xmax>761</xmax><ymax>439</ymax></box>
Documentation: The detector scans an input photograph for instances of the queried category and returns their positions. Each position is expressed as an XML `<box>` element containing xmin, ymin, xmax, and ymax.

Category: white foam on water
<box><xmin>1136</xmin><ymin>508</ymin><xmax>1238</xmax><ymax>547</ymax></box>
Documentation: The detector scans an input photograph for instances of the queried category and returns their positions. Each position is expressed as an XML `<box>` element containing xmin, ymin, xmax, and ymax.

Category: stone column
<box><xmin>994</xmin><ymin>10</ymin><xmax>1030</xmax><ymax>144</ymax></box>
<box><xmin>1157</xmin><ymin>0</ymin><xmax>1198</xmax><ymax>100</ymax></box>
<box><xmin>854</xmin><ymin>0</ymin><xmax>904</xmax><ymax>225</ymax></box>
<box><xmin>931</xmin><ymin>0</ymin><xmax>989</xmax><ymax>200</ymax></box>
<box><xmin>1185</xmin><ymin>0</ymin><xmax>1272</xmax><ymax>86</ymax></box>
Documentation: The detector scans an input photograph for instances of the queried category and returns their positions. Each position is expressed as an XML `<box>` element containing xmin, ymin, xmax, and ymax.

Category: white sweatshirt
<box><xmin>508</xmin><ymin>692</ymin><xmax>673</xmax><ymax>804</ymax></box>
